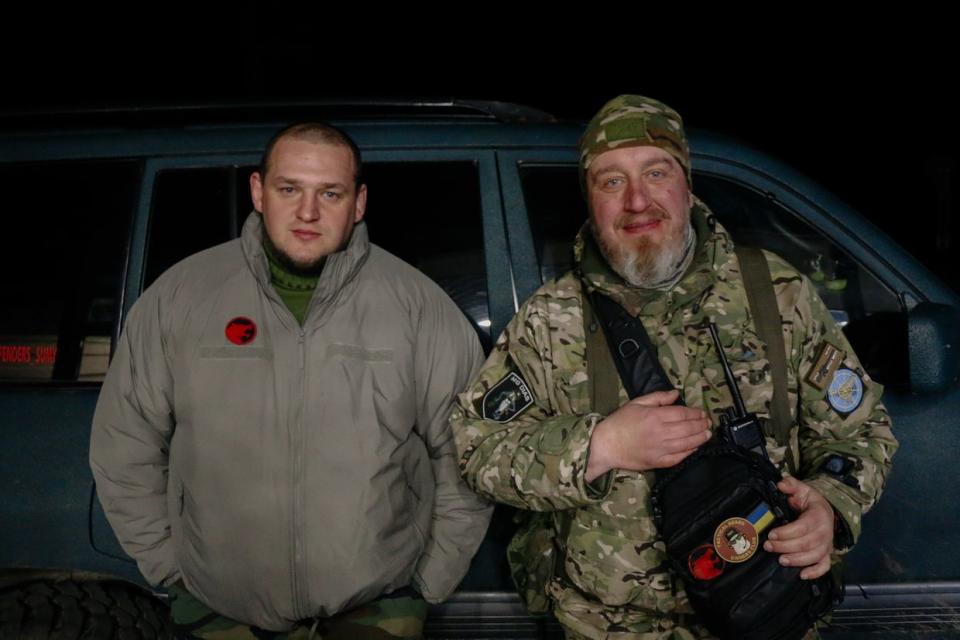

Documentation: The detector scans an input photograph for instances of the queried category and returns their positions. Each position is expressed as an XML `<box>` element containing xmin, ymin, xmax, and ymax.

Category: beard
<box><xmin>590</xmin><ymin>209</ymin><xmax>694</xmax><ymax>290</ymax></box>
<box><xmin>261</xmin><ymin>227</ymin><xmax>327</xmax><ymax>277</ymax></box>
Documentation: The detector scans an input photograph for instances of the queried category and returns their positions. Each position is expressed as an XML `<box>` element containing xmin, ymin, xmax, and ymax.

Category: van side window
<box><xmin>518</xmin><ymin>165</ymin><xmax>587</xmax><ymax>284</ymax></box>
<box><xmin>363</xmin><ymin>162</ymin><xmax>489</xmax><ymax>344</ymax></box>
<box><xmin>694</xmin><ymin>174</ymin><xmax>907</xmax><ymax>388</ymax></box>
<box><xmin>0</xmin><ymin>160</ymin><xmax>138</xmax><ymax>383</ymax></box>
<box><xmin>145</xmin><ymin>162</ymin><xmax>489</xmax><ymax>343</ymax></box>
<box><xmin>144</xmin><ymin>167</ymin><xmax>238</xmax><ymax>289</ymax></box>
<box><xmin>520</xmin><ymin>165</ymin><xmax>907</xmax><ymax>387</ymax></box>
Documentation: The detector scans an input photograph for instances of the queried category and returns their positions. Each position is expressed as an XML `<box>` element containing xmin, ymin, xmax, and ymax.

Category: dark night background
<box><xmin>5</xmin><ymin>13</ymin><xmax>955</xmax><ymax>292</ymax></box>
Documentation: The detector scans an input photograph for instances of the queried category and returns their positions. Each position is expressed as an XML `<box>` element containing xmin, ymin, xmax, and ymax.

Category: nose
<box><xmin>296</xmin><ymin>191</ymin><xmax>321</xmax><ymax>222</ymax></box>
<box><xmin>624</xmin><ymin>180</ymin><xmax>651</xmax><ymax>213</ymax></box>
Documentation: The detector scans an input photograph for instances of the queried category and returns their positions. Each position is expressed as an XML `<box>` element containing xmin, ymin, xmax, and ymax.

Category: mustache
<box><xmin>616</xmin><ymin>206</ymin><xmax>669</xmax><ymax>227</ymax></box>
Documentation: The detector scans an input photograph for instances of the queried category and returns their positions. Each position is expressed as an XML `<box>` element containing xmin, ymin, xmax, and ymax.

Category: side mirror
<box><xmin>909</xmin><ymin>302</ymin><xmax>960</xmax><ymax>394</ymax></box>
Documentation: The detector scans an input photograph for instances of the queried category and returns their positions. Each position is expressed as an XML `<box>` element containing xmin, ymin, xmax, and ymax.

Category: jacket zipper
<box><xmin>291</xmin><ymin>327</ymin><xmax>307</xmax><ymax>618</ymax></box>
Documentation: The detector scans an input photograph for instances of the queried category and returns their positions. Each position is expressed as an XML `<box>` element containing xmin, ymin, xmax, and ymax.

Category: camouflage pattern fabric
<box><xmin>169</xmin><ymin>583</ymin><xmax>427</xmax><ymax>639</ymax></box>
<box><xmin>578</xmin><ymin>95</ymin><xmax>691</xmax><ymax>189</ymax></box>
<box><xmin>561</xmin><ymin>625</ymin><xmax>818</xmax><ymax>640</ymax></box>
<box><xmin>450</xmin><ymin>200</ymin><xmax>898</xmax><ymax>639</ymax></box>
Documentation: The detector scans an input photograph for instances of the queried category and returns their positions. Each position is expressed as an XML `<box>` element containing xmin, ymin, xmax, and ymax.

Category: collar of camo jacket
<box><xmin>575</xmin><ymin>197</ymin><xmax>733</xmax><ymax>317</ymax></box>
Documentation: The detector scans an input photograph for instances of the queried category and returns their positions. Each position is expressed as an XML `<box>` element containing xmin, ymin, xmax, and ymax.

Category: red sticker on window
<box><xmin>225</xmin><ymin>317</ymin><xmax>257</xmax><ymax>345</ymax></box>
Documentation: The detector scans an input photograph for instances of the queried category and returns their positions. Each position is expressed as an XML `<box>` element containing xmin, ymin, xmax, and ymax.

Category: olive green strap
<box><xmin>582</xmin><ymin>285</ymin><xmax>623</xmax><ymax>417</ymax></box>
<box><xmin>734</xmin><ymin>246</ymin><xmax>795</xmax><ymax>472</ymax></box>
<box><xmin>545</xmin><ymin>282</ymin><xmax>623</xmax><ymax>592</ymax></box>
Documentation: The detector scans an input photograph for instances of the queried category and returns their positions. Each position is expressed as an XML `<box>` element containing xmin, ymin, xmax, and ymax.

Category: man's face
<box><xmin>586</xmin><ymin>145</ymin><xmax>692</xmax><ymax>287</ymax></box>
<box><xmin>250</xmin><ymin>137</ymin><xmax>366</xmax><ymax>271</ymax></box>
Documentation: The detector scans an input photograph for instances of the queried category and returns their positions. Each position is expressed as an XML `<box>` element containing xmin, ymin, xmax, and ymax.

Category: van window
<box><xmin>520</xmin><ymin>165</ymin><xmax>907</xmax><ymax>386</ymax></box>
<box><xmin>144</xmin><ymin>167</ymin><xmax>238</xmax><ymax>288</ymax></box>
<box><xmin>364</xmin><ymin>162</ymin><xmax>489</xmax><ymax>344</ymax></box>
<box><xmin>0</xmin><ymin>160</ymin><xmax>139</xmax><ymax>383</ymax></box>
<box><xmin>145</xmin><ymin>161</ymin><xmax>490</xmax><ymax>342</ymax></box>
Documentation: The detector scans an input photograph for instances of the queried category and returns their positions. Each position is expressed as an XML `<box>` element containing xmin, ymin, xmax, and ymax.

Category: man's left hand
<box><xmin>763</xmin><ymin>476</ymin><xmax>835</xmax><ymax>580</ymax></box>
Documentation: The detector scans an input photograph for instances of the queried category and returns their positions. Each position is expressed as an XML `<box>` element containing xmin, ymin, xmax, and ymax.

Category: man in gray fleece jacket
<box><xmin>90</xmin><ymin>123</ymin><xmax>492</xmax><ymax>638</ymax></box>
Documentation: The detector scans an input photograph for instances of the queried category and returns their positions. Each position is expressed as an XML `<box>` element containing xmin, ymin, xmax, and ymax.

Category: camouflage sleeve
<box><xmin>450</xmin><ymin>294</ymin><xmax>613</xmax><ymax>511</ymax></box>
<box><xmin>789</xmin><ymin>274</ymin><xmax>899</xmax><ymax>546</ymax></box>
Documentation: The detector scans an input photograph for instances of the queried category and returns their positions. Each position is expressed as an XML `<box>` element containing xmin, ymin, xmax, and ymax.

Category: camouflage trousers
<box><xmin>559</xmin><ymin>618</ymin><xmax>819</xmax><ymax>640</ymax></box>
<box><xmin>561</xmin><ymin>624</ymin><xmax>819</xmax><ymax>640</ymax></box>
<box><xmin>549</xmin><ymin>579</ymin><xmax>820</xmax><ymax>640</ymax></box>
<box><xmin>563</xmin><ymin>629</ymin><xmax>701</xmax><ymax>640</ymax></box>
<box><xmin>168</xmin><ymin>583</ymin><xmax>428</xmax><ymax>639</ymax></box>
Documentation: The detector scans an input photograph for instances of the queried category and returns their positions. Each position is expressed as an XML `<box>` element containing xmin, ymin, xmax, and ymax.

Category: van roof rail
<box><xmin>0</xmin><ymin>98</ymin><xmax>559</xmax><ymax>131</ymax></box>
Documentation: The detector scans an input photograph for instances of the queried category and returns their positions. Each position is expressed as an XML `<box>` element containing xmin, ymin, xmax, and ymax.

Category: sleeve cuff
<box><xmin>587</xmin><ymin>470</ymin><xmax>615</xmax><ymax>498</ymax></box>
<box><xmin>532</xmin><ymin>412</ymin><xmax>614</xmax><ymax>505</ymax></box>
<box><xmin>805</xmin><ymin>474</ymin><xmax>860</xmax><ymax>548</ymax></box>
<box><xmin>411</xmin><ymin>572</ymin><xmax>443</xmax><ymax>604</ymax></box>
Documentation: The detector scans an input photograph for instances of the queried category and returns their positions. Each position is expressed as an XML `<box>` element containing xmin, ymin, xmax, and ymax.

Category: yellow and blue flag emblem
<box><xmin>747</xmin><ymin>502</ymin><xmax>775</xmax><ymax>534</ymax></box>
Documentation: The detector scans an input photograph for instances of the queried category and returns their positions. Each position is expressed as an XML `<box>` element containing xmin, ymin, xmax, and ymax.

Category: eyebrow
<box><xmin>592</xmin><ymin>156</ymin><xmax>675</xmax><ymax>178</ymax></box>
<box><xmin>273</xmin><ymin>175</ymin><xmax>348</xmax><ymax>190</ymax></box>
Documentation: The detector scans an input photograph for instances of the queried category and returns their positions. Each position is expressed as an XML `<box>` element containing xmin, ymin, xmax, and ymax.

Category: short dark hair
<box><xmin>259</xmin><ymin>122</ymin><xmax>363</xmax><ymax>187</ymax></box>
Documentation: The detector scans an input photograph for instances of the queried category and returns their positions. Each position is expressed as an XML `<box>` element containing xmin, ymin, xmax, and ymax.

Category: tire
<box><xmin>0</xmin><ymin>580</ymin><xmax>172</xmax><ymax>640</ymax></box>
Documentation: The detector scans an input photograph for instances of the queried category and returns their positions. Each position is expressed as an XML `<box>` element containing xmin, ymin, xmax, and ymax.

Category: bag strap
<box><xmin>582</xmin><ymin>288</ymin><xmax>625</xmax><ymax>416</ymax></box>
<box><xmin>733</xmin><ymin>246</ymin><xmax>794</xmax><ymax>461</ymax></box>
<box><xmin>580</xmin><ymin>282</ymin><xmax>659</xmax><ymax>489</ymax></box>
<box><xmin>579</xmin><ymin>247</ymin><xmax>795</xmax><ymax>473</ymax></box>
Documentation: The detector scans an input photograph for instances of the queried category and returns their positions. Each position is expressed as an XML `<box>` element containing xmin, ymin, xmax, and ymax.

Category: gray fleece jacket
<box><xmin>90</xmin><ymin>213</ymin><xmax>491</xmax><ymax>630</ymax></box>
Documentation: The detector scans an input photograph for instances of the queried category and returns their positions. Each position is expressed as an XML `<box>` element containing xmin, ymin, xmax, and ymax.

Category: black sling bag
<box><xmin>583</xmin><ymin>249</ymin><xmax>838</xmax><ymax>640</ymax></box>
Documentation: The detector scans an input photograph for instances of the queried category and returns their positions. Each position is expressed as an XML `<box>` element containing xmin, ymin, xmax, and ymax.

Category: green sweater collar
<box><xmin>262</xmin><ymin>234</ymin><xmax>320</xmax><ymax>325</ymax></box>
<box><xmin>263</xmin><ymin>239</ymin><xmax>323</xmax><ymax>291</ymax></box>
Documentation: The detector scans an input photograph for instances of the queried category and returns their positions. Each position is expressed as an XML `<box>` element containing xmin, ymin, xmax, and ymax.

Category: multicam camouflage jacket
<box><xmin>450</xmin><ymin>201</ymin><xmax>898</xmax><ymax>639</ymax></box>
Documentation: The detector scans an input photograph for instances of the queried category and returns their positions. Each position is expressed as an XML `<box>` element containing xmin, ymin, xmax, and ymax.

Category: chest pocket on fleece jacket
<box><xmin>325</xmin><ymin>343</ymin><xmax>416</xmax><ymax>443</ymax></box>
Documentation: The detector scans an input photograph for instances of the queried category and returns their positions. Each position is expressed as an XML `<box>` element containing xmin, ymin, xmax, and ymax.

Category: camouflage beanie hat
<box><xmin>578</xmin><ymin>95</ymin><xmax>691</xmax><ymax>189</ymax></box>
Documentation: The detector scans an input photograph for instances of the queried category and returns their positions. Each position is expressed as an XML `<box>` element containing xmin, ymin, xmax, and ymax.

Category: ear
<box><xmin>250</xmin><ymin>171</ymin><xmax>264</xmax><ymax>213</ymax></box>
<box><xmin>353</xmin><ymin>183</ymin><xmax>368</xmax><ymax>223</ymax></box>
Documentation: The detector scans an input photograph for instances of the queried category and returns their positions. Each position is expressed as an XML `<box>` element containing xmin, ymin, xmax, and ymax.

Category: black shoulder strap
<box><xmin>589</xmin><ymin>292</ymin><xmax>678</xmax><ymax>402</ymax></box>
<box><xmin>580</xmin><ymin>279</ymin><xmax>679</xmax><ymax>407</ymax></box>
<box><xmin>734</xmin><ymin>246</ymin><xmax>793</xmax><ymax>459</ymax></box>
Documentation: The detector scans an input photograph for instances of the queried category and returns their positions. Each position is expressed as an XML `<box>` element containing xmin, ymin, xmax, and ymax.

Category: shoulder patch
<box><xmin>827</xmin><ymin>367</ymin><xmax>864</xmax><ymax>415</ymax></box>
<box><xmin>482</xmin><ymin>371</ymin><xmax>534</xmax><ymax>423</ymax></box>
<box><xmin>806</xmin><ymin>341</ymin><xmax>845</xmax><ymax>391</ymax></box>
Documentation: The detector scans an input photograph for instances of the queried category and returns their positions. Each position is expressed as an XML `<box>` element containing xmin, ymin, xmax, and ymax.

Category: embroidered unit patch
<box><xmin>482</xmin><ymin>371</ymin><xmax>534</xmax><ymax>422</ymax></box>
<box><xmin>688</xmin><ymin>544</ymin><xmax>725</xmax><ymax>581</ymax></box>
<box><xmin>828</xmin><ymin>367</ymin><xmax>864</xmax><ymax>415</ymax></box>
<box><xmin>806</xmin><ymin>341</ymin><xmax>845</xmax><ymax>391</ymax></box>
<box><xmin>714</xmin><ymin>517</ymin><xmax>759</xmax><ymax>563</ymax></box>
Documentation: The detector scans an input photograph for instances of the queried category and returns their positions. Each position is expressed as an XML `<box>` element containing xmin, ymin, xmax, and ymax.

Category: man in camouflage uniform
<box><xmin>450</xmin><ymin>95</ymin><xmax>898</xmax><ymax>639</ymax></box>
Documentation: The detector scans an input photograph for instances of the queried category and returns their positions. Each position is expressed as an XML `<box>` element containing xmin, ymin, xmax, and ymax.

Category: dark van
<box><xmin>1</xmin><ymin>101</ymin><xmax>957</xmax><ymax>638</ymax></box>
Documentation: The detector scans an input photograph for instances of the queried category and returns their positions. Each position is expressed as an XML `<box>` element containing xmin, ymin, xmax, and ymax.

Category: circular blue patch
<box><xmin>828</xmin><ymin>368</ymin><xmax>863</xmax><ymax>414</ymax></box>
